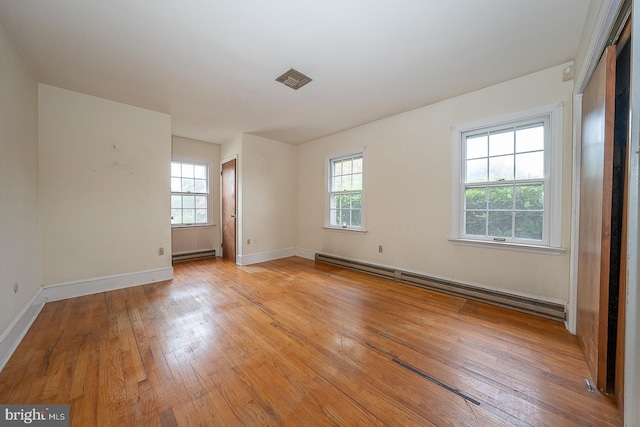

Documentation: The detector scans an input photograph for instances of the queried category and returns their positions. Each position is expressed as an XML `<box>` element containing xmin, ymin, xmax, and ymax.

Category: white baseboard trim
<box><xmin>237</xmin><ymin>248</ymin><xmax>295</xmax><ymax>266</ymax></box>
<box><xmin>43</xmin><ymin>267</ymin><xmax>174</xmax><ymax>302</ymax></box>
<box><xmin>0</xmin><ymin>267</ymin><xmax>174</xmax><ymax>373</ymax></box>
<box><xmin>0</xmin><ymin>288</ymin><xmax>46</xmax><ymax>371</ymax></box>
<box><xmin>294</xmin><ymin>247</ymin><xmax>316</xmax><ymax>261</ymax></box>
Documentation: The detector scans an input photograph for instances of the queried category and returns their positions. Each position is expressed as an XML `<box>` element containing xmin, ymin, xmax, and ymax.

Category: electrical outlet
<box><xmin>378</xmin><ymin>245</ymin><xmax>383</xmax><ymax>253</ymax></box>
<box><xmin>158</xmin><ymin>247</ymin><xmax>164</xmax><ymax>256</ymax></box>
<box><xmin>247</xmin><ymin>239</ymin><xmax>251</xmax><ymax>245</ymax></box>
<box><xmin>13</xmin><ymin>282</ymin><xmax>18</xmax><ymax>293</ymax></box>
<box><xmin>253</xmin><ymin>238</ymin><xmax>258</xmax><ymax>244</ymax></box>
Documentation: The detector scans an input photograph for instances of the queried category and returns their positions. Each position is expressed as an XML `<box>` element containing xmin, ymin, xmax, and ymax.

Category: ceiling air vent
<box><xmin>275</xmin><ymin>68</ymin><xmax>313</xmax><ymax>90</ymax></box>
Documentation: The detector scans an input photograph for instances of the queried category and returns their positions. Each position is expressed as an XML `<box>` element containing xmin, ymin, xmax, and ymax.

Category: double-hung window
<box><xmin>452</xmin><ymin>104</ymin><xmax>563</xmax><ymax>250</ymax></box>
<box><xmin>326</xmin><ymin>152</ymin><xmax>365</xmax><ymax>230</ymax></box>
<box><xmin>171</xmin><ymin>161</ymin><xmax>209</xmax><ymax>226</ymax></box>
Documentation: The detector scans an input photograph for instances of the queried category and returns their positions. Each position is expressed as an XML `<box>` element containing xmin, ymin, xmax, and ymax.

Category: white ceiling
<box><xmin>0</xmin><ymin>0</ymin><xmax>590</xmax><ymax>145</ymax></box>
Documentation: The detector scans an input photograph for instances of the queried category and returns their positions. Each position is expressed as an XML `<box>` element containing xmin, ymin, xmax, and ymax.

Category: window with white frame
<box><xmin>171</xmin><ymin>161</ymin><xmax>209</xmax><ymax>226</ymax></box>
<box><xmin>452</xmin><ymin>104</ymin><xmax>562</xmax><ymax>249</ymax></box>
<box><xmin>326</xmin><ymin>152</ymin><xmax>364</xmax><ymax>230</ymax></box>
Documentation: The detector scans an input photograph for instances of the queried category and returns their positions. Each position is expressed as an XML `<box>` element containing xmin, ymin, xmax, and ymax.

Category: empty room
<box><xmin>1</xmin><ymin>0</ymin><xmax>639</xmax><ymax>425</ymax></box>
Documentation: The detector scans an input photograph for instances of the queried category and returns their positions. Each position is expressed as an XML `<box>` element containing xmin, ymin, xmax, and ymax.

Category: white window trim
<box><xmin>171</xmin><ymin>157</ymin><xmax>214</xmax><ymax>228</ymax></box>
<box><xmin>324</xmin><ymin>148</ymin><xmax>367</xmax><ymax>232</ymax></box>
<box><xmin>450</xmin><ymin>103</ymin><xmax>564</xmax><ymax>253</ymax></box>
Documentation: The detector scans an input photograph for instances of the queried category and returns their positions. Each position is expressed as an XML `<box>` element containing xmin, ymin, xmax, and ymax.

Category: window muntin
<box><xmin>328</xmin><ymin>153</ymin><xmax>364</xmax><ymax>229</ymax></box>
<box><xmin>171</xmin><ymin>161</ymin><xmax>209</xmax><ymax>226</ymax></box>
<box><xmin>461</xmin><ymin>118</ymin><xmax>549</xmax><ymax>244</ymax></box>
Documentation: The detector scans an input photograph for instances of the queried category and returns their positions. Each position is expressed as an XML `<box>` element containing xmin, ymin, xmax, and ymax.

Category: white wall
<box><xmin>0</xmin><ymin>20</ymin><xmax>41</xmax><ymax>336</ymax></box>
<box><xmin>241</xmin><ymin>134</ymin><xmax>296</xmax><ymax>258</ymax></box>
<box><xmin>39</xmin><ymin>84</ymin><xmax>172</xmax><ymax>286</ymax></box>
<box><xmin>296</xmin><ymin>63</ymin><xmax>574</xmax><ymax>303</ymax></box>
<box><xmin>221</xmin><ymin>134</ymin><xmax>296</xmax><ymax>264</ymax></box>
<box><xmin>171</xmin><ymin>136</ymin><xmax>221</xmax><ymax>255</ymax></box>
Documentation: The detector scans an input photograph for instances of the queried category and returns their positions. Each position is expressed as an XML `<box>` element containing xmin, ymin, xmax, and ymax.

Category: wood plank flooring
<box><xmin>0</xmin><ymin>257</ymin><xmax>622</xmax><ymax>426</ymax></box>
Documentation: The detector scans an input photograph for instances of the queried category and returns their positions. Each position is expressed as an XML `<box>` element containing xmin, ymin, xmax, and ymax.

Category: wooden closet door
<box><xmin>221</xmin><ymin>159</ymin><xmax>237</xmax><ymax>263</ymax></box>
<box><xmin>577</xmin><ymin>45</ymin><xmax>616</xmax><ymax>393</ymax></box>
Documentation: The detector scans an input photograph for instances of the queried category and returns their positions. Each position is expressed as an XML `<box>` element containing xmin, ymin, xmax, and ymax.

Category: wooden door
<box><xmin>614</xmin><ymin>25</ymin><xmax>631</xmax><ymax>411</ymax></box>
<box><xmin>221</xmin><ymin>159</ymin><xmax>237</xmax><ymax>263</ymax></box>
<box><xmin>577</xmin><ymin>45</ymin><xmax>617</xmax><ymax>393</ymax></box>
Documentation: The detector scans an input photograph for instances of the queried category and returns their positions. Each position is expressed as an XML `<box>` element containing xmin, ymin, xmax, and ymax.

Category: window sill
<box><xmin>172</xmin><ymin>223</ymin><xmax>216</xmax><ymax>229</ymax></box>
<box><xmin>323</xmin><ymin>226</ymin><xmax>368</xmax><ymax>234</ymax></box>
<box><xmin>448</xmin><ymin>238</ymin><xmax>565</xmax><ymax>255</ymax></box>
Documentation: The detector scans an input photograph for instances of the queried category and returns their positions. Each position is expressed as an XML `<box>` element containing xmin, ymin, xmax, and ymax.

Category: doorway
<box><xmin>221</xmin><ymin>159</ymin><xmax>237</xmax><ymax>263</ymax></box>
<box><xmin>576</xmin><ymin>20</ymin><xmax>630</xmax><ymax>410</ymax></box>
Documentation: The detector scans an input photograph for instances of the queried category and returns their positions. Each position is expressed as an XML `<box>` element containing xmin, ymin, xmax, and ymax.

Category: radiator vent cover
<box><xmin>314</xmin><ymin>253</ymin><xmax>395</xmax><ymax>279</ymax></box>
<box><xmin>275</xmin><ymin>68</ymin><xmax>313</xmax><ymax>90</ymax></box>
<box><xmin>172</xmin><ymin>250</ymin><xmax>216</xmax><ymax>263</ymax></box>
<box><xmin>314</xmin><ymin>253</ymin><xmax>566</xmax><ymax>321</ymax></box>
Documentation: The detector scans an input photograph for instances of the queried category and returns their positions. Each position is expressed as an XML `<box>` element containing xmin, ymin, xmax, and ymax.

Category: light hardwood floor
<box><xmin>0</xmin><ymin>257</ymin><xmax>622</xmax><ymax>426</ymax></box>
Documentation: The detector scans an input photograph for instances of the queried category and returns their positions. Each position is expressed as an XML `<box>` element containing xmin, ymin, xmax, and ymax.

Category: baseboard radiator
<box><xmin>172</xmin><ymin>226</ymin><xmax>216</xmax><ymax>262</ymax></box>
<box><xmin>314</xmin><ymin>253</ymin><xmax>565</xmax><ymax>321</ymax></box>
<box><xmin>172</xmin><ymin>250</ymin><xmax>216</xmax><ymax>263</ymax></box>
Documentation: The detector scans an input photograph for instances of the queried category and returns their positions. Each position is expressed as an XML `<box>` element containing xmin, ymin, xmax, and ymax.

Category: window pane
<box><xmin>465</xmin><ymin>211</ymin><xmax>486</xmax><ymax>236</ymax></box>
<box><xmin>329</xmin><ymin>153</ymin><xmax>364</xmax><ymax>229</ymax></box>
<box><xmin>194</xmin><ymin>179</ymin><xmax>207</xmax><ymax>193</ymax></box>
<box><xmin>515</xmin><ymin>211</ymin><xmax>543</xmax><ymax>240</ymax></box>
<box><xmin>182</xmin><ymin>164</ymin><xmax>194</xmax><ymax>178</ymax></box>
<box><xmin>352</xmin><ymin>173</ymin><xmax>363</xmax><ymax>191</ymax></box>
<box><xmin>465</xmin><ymin>187</ymin><xmax>487</xmax><ymax>209</ymax></box>
<box><xmin>194</xmin><ymin>165</ymin><xmax>207</xmax><ymax>179</ymax></box>
<box><xmin>353</xmin><ymin>157</ymin><xmax>363</xmax><ymax>173</ymax></box>
<box><xmin>516</xmin><ymin>125</ymin><xmax>544</xmax><ymax>153</ymax></box>
<box><xmin>341</xmin><ymin>175</ymin><xmax>352</xmax><ymax>191</ymax></box>
<box><xmin>330</xmin><ymin>195</ymin><xmax>338</xmax><ymax>209</ymax></box>
<box><xmin>196</xmin><ymin>209</ymin><xmax>207</xmax><ymax>223</ymax></box>
<box><xmin>171</xmin><ymin>177</ymin><xmax>182</xmax><ymax>192</ymax></box>
<box><xmin>171</xmin><ymin>209</ymin><xmax>182</xmax><ymax>225</ymax></box>
<box><xmin>515</xmin><ymin>185</ymin><xmax>543</xmax><ymax>210</ymax></box>
<box><xmin>171</xmin><ymin>162</ymin><xmax>181</xmax><ymax>177</ymax></box>
<box><xmin>333</xmin><ymin>177</ymin><xmax>342</xmax><ymax>192</ymax></box>
<box><xmin>171</xmin><ymin>161</ymin><xmax>210</xmax><ymax>227</ymax></box>
<box><xmin>466</xmin><ymin>135</ymin><xmax>488</xmax><ymax>159</ymax></box>
<box><xmin>488</xmin><ymin>211</ymin><xmax>513</xmax><ymax>237</ymax></box>
<box><xmin>466</xmin><ymin>158</ymin><xmax>487</xmax><ymax>183</ymax></box>
<box><xmin>340</xmin><ymin>209</ymin><xmax>350</xmax><ymax>226</ymax></box>
<box><xmin>351</xmin><ymin>193</ymin><xmax>362</xmax><ymax>209</ymax></box>
<box><xmin>351</xmin><ymin>210</ymin><xmax>362</xmax><ymax>226</ymax></box>
<box><xmin>183</xmin><ymin>195</ymin><xmax>195</xmax><ymax>209</ymax></box>
<box><xmin>195</xmin><ymin>195</ymin><xmax>207</xmax><ymax>208</ymax></box>
<box><xmin>488</xmin><ymin>185</ymin><xmax>513</xmax><ymax>210</ymax></box>
<box><xmin>333</xmin><ymin>160</ymin><xmax>342</xmax><ymax>176</ymax></box>
<box><xmin>515</xmin><ymin>151</ymin><xmax>544</xmax><ymax>179</ymax></box>
<box><xmin>171</xmin><ymin>195</ymin><xmax>182</xmax><ymax>208</ymax></box>
<box><xmin>339</xmin><ymin>194</ymin><xmax>351</xmax><ymax>209</ymax></box>
<box><xmin>458</xmin><ymin>113</ymin><xmax>552</xmax><ymax>244</ymax></box>
<box><xmin>331</xmin><ymin>210</ymin><xmax>340</xmax><ymax>226</ymax></box>
<box><xmin>489</xmin><ymin>155</ymin><xmax>514</xmax><ymax>181</ymax></box>
<box><xmin>489</xmin><ymin>130</ymin><xmax>514</xmax><ymax>156</ymax></box>
<box><xmin>343</xmin><ymin>159</ymin><xmax>353</xmax><ymax>175</ymax></box>
<box><xmin>182</xmin><ymin>178</ymin><xmax>194</xmax><ymax>192</ymax></box>
<box><xmin>183</xmin><ymin>209</ymin><xmax>195</xmax><ymax>224</ymax></box>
